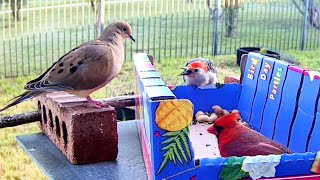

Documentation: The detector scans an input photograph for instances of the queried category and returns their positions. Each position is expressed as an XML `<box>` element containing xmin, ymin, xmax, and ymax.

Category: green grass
<box><xmin>285</xmin><ymin>49</ymin><xmax>320</xmax><ymax>71</ymax></box>
<box><xmin>0</xmin><ymin>49</ymin><xmax>319</xmax><ymax>179</ymax></box>
<box><xmin>1</xmin><ymin>0</ymin><xmax>319</xmax><ymax>77</ymax></box>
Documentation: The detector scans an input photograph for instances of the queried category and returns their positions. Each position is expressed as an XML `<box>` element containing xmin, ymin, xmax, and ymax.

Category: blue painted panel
<box><xmin>273</xmin><ymin>66</ymin><xmax>305</xmax><ymax>146</ymax></box>
<box><xmin>138</xmin><ymin>71</ymin><xmax>161</xmax><ymax>79</ymax></box>
<box><xmin>289</xmin><ymin>110</ymin><xmax>315</xmax><ymax>152</ymax></box>
<box><xmin>145</xmin><ymin>86</ymin><xmax>176</xmax><ymax>101</ymax></box>
<box><xmin>141</xmin><ymin>78</ymin><xmax>166</xmax><ymax>87</ymax></box>
<box><xmin>275</xmin><ymin>153</ymin><xmax>316</xmax><ymax>176</ymax></box>
<box><xmin>133</xmin><ymin>53</ymin><xmax>156</xmax><ymax>72</ymax></box>
<box><xmin>133</xmin><ymin>53</ymin><xmax>150</xmax><ymax>63</ymax></box>
<box><xmin>172</xmin><ymin>84</ymin><xmax>241</xmax><ymax>114</ymax></box>
<box><xmin>150</xmin><ymin>102</ymin><xmax>195</xmax><ymax>180</ymax></box>
<box><xmin>260</xmin><ymin>60</ymin><xmax>289</xmax><ymax>138</ymax></box>
<box><xmin>148</xmin><ymin>101</ymin><xmax>157</xmax><ymax>179</ymax></box>
<box><xmin>305</xmin><ymin>76</ymin><xmax>320</xmax><ymax>152</ymax></box>
<box><xmin>238</xmin><ymin>52</ymin><xmax>264</xmax><ymax>122</ymax></box>
<box><xmin>198</xmin><ymin>157</ymin><xmax>226</xmax><ymax>180</ymax></box>
<box><xmin>135</xmin><ymin>62</ymin><xmax>156</xmax><ymax>72</ymax></box>
<box><xmin>289</xmin><ymin>72</ymin><xmax>320</xmax><ymax>152</ymax></box>
<box><xmin>249</xmin><ymin>57</ymin><xmax>276</xmax><ymax>130</ymax></box>
<box><xmin>307</xmin><ymin>111</ymin><xmax>320</xmax><ymax>152</ymax></box>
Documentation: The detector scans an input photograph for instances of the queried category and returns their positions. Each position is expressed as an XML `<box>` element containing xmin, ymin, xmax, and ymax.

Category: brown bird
<box><xmin>0</xmin><ymin>21</ymin><xmax>135</xmax><ymax>112</ymax></box>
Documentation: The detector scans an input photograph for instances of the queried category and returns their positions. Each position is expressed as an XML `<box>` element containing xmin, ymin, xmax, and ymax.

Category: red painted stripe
<box><xmin>303</xmin><ymin>71</ymin><xmax>320</xmax><ymax>80</ymax></box>
<box><xmin>260</xmin><ymin>174</ymin><xmax>320</xmax><ymax>179</ymax></box>
<box><xmin>288</xmin><ymin>65</ymin><xmax>306</xmax><ymax>73</ymax></box>
<box><xmin>137</xmin><ymin>121</ymin><xmax>153</xmax><ymax>180</ymax></box>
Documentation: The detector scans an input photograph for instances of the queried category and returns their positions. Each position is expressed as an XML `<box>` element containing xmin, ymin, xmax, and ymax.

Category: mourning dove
<box><xmin>0</xmin><ymin>21</ymin><xmax>135</xmax><ymax>112</ymax></box>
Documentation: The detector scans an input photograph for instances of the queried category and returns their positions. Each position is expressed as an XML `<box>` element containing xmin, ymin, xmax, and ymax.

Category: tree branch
<box><xmin>0</xmin><ymin>111</ymin><xmax>41</xmax><ymax>128</ymax></box>
<box><xmin>0</xmin><ymin>95</ymin><xmax>138</xmax><ymax>129</ymax></box>
<box><xmin>292</xmin><ymin>0</ymin><xmax>304</xmax><ymax>15</ymax></box>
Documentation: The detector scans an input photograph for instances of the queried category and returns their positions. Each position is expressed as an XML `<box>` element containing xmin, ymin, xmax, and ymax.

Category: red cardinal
<box><xmin>207</xmin><ymin>113</ymin><xmax>292</xmax><ymax>157</ymax></box>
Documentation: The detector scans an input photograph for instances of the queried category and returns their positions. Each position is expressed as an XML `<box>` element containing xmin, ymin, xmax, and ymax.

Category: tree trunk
<box><xmin>225</xmin><ymin>7</ymin><xmax>239</xmax><ymax>37</ymax></box>
<box><xmin>292</xmin><ymin>0</ymin><xmax>320</xmax><ymax>29</ymax></box>
<box><xmin>207</xmin><ymin>0</ymin><xmax>223</xmax><ymax>20</ymax></box>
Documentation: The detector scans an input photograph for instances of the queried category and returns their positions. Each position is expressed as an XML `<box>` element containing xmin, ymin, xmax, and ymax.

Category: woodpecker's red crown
<box><xmin>187</xmin><ymin>61</ymin><xmax>209</xmax><ymax>73</ymax></box>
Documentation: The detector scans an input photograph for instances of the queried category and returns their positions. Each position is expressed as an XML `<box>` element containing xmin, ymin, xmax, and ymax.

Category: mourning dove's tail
<box><xmin>0</xmin><ymin>91</ymin><xmax>42</xmax><ymax>112</ymax></box>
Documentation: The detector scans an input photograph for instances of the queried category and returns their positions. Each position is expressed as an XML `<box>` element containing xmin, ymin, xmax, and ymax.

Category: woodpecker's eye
<box><xmin>122</xmin><ymin>28</ymin><xmax>127</xmax><ymax>32</ymax></box>
<box><xmin>194</xmin><ymin>69</ymin><xmax>199</xmax><ymax>72</ymax></box>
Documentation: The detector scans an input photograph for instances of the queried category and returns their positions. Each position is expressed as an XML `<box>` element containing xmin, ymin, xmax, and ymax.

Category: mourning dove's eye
<box><xmin>122</xmin><ymin>28</ymin><xmax>127</xmax><ymax>32</ymax></box>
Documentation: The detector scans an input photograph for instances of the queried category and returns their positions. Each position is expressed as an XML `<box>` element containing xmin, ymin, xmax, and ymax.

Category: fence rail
<box><xmin>0</xmin><ymin>0</ymin><xmax>319</xmax><ymax>78</ymax></box>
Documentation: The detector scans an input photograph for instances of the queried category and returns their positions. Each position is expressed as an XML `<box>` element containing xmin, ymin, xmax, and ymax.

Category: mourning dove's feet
<box><xmin>85</xmin><ymin>96</ymin><xmax>110</xmax><ymax>109</ymax></box>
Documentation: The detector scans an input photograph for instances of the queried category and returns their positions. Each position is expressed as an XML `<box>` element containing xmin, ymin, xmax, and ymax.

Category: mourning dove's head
<box><xmin>102</xmin><ymin>21</ymin><xmax>135</xmax><ymax>42</ymax></box>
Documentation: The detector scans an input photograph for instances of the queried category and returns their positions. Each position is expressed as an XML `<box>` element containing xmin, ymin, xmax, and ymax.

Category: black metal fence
<box><xmin>0</xmin><ymin>0</ymin><xmax>319</xmax><ymax>78</ymax></box>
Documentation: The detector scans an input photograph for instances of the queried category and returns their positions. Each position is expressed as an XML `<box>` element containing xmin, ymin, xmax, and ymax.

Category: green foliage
<box><xmin>219</xmin><ymin>157</ymin><xmax>250</xmax><ymax>180</ymax></box>
<box><xmin>285</xmin><ymin>50</ymin><xmax>320</xmax><ymax>71</ymax></box>
<box><xmin>260</xmin><ymin>47</ymin><xmax>269</xmax><ymax>54</ymax></box>
<box><xmin>156</xmin><ymin>127</ymin><xmax>192</xmax><ymax>175</ymax></box>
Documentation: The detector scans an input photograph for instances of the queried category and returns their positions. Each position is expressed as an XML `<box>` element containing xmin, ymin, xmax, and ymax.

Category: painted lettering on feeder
<box><xmin>260</xmin><ymin>62</ymin><xmax>272</xmax><ymax>81</ymax></box>
<box><xmin>269</xmin><ymin>67</ymin><xmax>283</xmax><ymax>100</ymax></box>
<box><xmin>247</xmin><ymin>58</ymin><xmax>259</xmax><ymax>80</ymax></box>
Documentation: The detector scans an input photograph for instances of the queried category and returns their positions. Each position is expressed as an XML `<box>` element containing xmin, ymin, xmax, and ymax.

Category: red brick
<box><xmin>37</xmin><ymin>92</ymin><xmax>118</xmax><ymax>164</ymax></box>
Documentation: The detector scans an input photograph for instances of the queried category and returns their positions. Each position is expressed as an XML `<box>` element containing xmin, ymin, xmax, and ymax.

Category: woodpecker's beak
<box><xmin>129</xmin><ymin>35</ymin><xmax>136</xmax><ymax>42</ymax></box>
<box><xmin>180</xmin><ymin>69</ymin><xmax>192</xmax><ymax>76</ymax></box>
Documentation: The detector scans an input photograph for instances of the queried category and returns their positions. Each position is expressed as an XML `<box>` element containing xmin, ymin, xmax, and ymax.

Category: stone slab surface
<box><xmin>16</xmin><ymin>120</ymin><xmax>147</xmax><ymax>180</ymax></box>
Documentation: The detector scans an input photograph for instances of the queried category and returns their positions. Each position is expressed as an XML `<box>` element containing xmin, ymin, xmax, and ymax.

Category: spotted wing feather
<box><xmin>25</xmin><ymin>41</ymin><xmax>113</xmax><ymax>92</ymax></box>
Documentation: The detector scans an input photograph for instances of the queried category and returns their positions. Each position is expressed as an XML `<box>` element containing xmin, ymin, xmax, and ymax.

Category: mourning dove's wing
<box><xmin>0</xmin><ymin>21</ymin><xmax>135</xmax><ymax>112</ymax></box>
<box><xmin>26</xmin><ymin>41</ymin><xmax>117</xmax><ymax>94</ymax></box>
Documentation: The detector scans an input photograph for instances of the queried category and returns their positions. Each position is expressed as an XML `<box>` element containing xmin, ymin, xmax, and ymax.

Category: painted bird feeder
<box><xmin>134</xmin><ymin>52</ymin><xmax>320</xmax><ymax>180</ymax></box>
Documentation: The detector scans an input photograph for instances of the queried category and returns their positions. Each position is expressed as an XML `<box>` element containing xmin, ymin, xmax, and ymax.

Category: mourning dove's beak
<box><xmin>129</xmin><ymin>35</ymin><xmax>136</xmax><ymax>42</ymax></box>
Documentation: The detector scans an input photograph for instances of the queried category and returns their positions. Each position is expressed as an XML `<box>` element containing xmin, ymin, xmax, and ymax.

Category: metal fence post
<box><xmin>213</xmin><ymin>0</ymin><xmax>219</xmax><ymax>56</ymax></box>
<box><xmin>301</xmin><ymin>0</ymin><xmax>310</xmax><ymax>50</ymax></box>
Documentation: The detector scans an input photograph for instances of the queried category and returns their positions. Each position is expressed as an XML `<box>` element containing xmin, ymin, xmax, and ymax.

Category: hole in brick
<box><xmin>55</xmin><ymin>116</ymin><xmax>61</xmax><ymax>138</ymax></box>
<box><xmin>49</xmin><ymin>110</ymin><xmax>54</xmax><ymax>131</ymax></box>
<box><xmin>38</xmin><ymin>103</ymin><xmax>43</xmax><ymax>126</ymax></box>
<box><xmin>42</xmin><ymin>105</ymin><xmax>47</xmax><ymax>124</ymax></box>
<box><xmin>62</xmin><ymin>121</ymin><xmax>68</xmax><ymax>147</ymax></box>
<box><xmin>37</xmin><ymin>101</ymin><xmax>41</xmax><ymax>109</ymax></box>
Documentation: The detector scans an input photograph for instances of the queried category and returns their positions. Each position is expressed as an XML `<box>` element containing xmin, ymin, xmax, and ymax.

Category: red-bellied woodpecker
<box><xmin>180</xmin><ymin>58</ymin><xmax>218</xmax><ymax>87</ymax></box>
